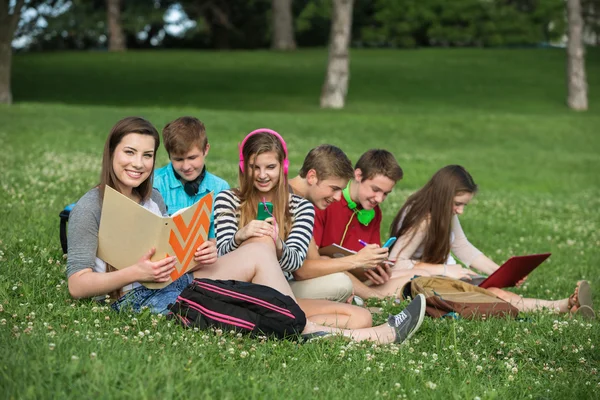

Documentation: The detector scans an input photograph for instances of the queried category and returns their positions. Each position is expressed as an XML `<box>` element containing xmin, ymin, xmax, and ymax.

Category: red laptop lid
<box><xmin>479</xmin><ymin>253</ymin><xmax>551</xmax><ymax>289</ymax></box>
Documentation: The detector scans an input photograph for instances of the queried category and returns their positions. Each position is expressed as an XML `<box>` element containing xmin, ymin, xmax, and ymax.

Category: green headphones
<box><xmin>342</xmin><ymin>181</ymin><xmax>375</xmax><ymax>226</ymax></box>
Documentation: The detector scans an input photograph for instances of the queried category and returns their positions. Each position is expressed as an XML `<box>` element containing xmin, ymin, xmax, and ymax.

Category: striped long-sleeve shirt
<box><xmin>214</xmin><ymin>189</ymin><xmax>315</xmax><ymax>280</ymax></box>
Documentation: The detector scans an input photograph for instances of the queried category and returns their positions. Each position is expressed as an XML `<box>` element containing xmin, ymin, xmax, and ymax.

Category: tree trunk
<box><xmin>320</xmin><ymin>0</ymin><xmax>353</xmax><ymax>109</ymax></box>
<box><xmin>271</xmin><ymin>0</ymin><xmax>296</xmax><ymax>51</ymax></box>
<box><xmin>567</xmin><ymin>0</ymin><xmax>588</xmax><ymax>111</ymax></box>
<box><xmin>0</xmin><ymin>0</ymin><xmax>25</xmax><ymax>105</ymax></box>
<box><xmin>106</xmin><ymin>0</ymin><xmax>126</xmax><ymax>52</ymax></box>
<box><xmin>0</xmin><ymin>21</ymin><xmax>12</xmax><ymax>104</ymax></box>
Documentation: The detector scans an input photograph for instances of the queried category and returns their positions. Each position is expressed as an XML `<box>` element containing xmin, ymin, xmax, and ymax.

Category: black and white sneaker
<box><xmin>388</xmin><ymin>294</ymin><xmax>426</xmax><ymax>344</ymax></box>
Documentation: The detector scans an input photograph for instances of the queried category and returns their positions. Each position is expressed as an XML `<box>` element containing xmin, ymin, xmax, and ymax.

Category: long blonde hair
<box><xmin>235</xmin><ymin>131</ymin><xmax>291</xmax><ymax>241</ymax></box>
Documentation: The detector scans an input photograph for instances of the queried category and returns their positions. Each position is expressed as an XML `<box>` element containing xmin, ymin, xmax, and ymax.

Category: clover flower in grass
<box><xmin>425</xmin><ymin>381</ymin><xmax>437</xmax><ymax>390</ymax></box>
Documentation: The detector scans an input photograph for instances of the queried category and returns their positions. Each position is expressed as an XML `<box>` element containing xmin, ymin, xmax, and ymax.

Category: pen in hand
<box><xmin>358</xmin><ymin>239</ymin><xmax>369</xmax><ymax>247</ymax></box>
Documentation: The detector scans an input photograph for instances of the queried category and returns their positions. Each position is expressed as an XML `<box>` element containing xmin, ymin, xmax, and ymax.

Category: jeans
<box><xmin>111</xmin><ymin>273</ymin><xmax>193</xmax><ymax>315</ymax></box>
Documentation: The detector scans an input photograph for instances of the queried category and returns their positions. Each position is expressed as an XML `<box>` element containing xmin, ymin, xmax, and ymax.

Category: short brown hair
<box><xmin>355</xmin><ymin>149</ymin><xmax>403</xmax><ymax>182</ymax></box>
<box><xmin>298</xmin><ymin>144</ymin><xmax>353</xmax><ymax>181</ymax></box>
<box><xmin>162</xmin><ymin>116</ymin><xmax>208</xmax><ymax>156</ymax></box>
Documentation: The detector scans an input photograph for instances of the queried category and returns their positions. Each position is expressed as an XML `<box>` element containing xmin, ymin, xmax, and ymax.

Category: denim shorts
<box><xmin>111</xmin><ymin>273</ymin><xmax>193</xmax><ymax>315</ymax></box>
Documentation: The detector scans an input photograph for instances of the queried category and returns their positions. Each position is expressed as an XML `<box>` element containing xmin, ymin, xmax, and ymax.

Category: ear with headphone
<box><xmin>342</xmin><ymin>181</ymin><xmax>375</xmax><ymax>226</ymax></box>
<box><xmin>239</xmin><ymin>128</ymin><xmax>289</xmax><ymax>175</ymax></box>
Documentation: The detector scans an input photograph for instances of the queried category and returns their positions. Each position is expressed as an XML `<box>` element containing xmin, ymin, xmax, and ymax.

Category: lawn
<box><xmin>1</xmin><ymin>48</ymin><xmax>599</xmax><ymax>399</ymax></box>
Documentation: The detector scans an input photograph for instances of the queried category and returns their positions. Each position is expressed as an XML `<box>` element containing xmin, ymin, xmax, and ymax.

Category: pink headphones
<box><xmin>239</xmin><ymin>128</ymin><xmax>289</xmax><ymax>175</ymax></box>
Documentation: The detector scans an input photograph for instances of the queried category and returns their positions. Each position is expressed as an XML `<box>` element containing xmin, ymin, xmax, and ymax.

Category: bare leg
<box><xmin>370</xmin><ymin>270</ymin><xmax>431</xmax><ymax>298</ymax></box>
<box><xmin>346</xmin><ymin>269</ymin><xmax>431</xmax><ymax>299</ymax></box>
<box><xmin>192</xmin><ymin>241</ymin><xmax>296</xmax><ymax>299</ymax></box>
<box><xmin>344</xmin><ymin>272</ymin><xmax>385</xmax><ymax>299</ymax></box>
<box><xmin>297</xmin><ymin>299</ymin><xmax>372</xmax><ymax>329</ymax></box>
<box><xmin>486</xmin><ymin>287</ymin><xmax>568</xmax><ymax>312</ymax></box>
<box><xmin>390</xmin><ymin>268</ymin><xmax>431</xmax><ymax>280</ymax></box>
<box><xmin>200</xmin><ymin>237</ymin><xmax>419</xmax><ymax>342</ymax></box>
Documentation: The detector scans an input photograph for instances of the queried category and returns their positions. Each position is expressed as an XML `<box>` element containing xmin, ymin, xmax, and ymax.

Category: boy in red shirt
<box><xmin>300</xmin><ymin>149</ymin><xmax>407</xmax><ymax>300</ymax></box>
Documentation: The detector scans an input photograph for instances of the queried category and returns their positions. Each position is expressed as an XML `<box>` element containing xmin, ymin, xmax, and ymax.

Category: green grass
<box><xmin>1</xmin><ymin>48</ymin><xmax>599</xmax><ymax>399</ymax></box>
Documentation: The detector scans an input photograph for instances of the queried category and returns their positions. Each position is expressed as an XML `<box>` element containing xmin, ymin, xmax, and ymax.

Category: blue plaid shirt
<box><xmin>153</xmin><ymin>163</ymin><xmax>230</xmax><ymax>239</ymax></box>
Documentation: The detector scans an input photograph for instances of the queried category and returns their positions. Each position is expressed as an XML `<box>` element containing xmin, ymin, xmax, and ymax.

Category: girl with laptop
<box><xmin>388</xmin><ymin>165</ymin><xmax>595</xmax><ymax>318</ymax></box>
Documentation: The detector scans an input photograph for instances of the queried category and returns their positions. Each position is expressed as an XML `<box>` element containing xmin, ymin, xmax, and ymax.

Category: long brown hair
<box><xmin>389</xmin><ymin>165</ymin><xmax>478</xmax><ymax>264</ymax></box>
<box><xmin>99</xmin><ymin>116</ymin><xmax>160</xmax><ymax>201</ymax></box>
<box><xmin>235</xmin><ymin>131</ymin><xmax>291</xmax><ymax>241</ymax></box>
<box><xmin>98</xmin><ymin>116</ymin><xmax>159</xmax><ymax>299</ymax></box>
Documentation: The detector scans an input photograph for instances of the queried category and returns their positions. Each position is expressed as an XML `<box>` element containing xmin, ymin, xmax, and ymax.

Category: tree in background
<box><xmin>271</xmin><ymin>0</ymin><xmax>296</xmax><ymax>50</ymax></box>
<box><xmin>0</xmin><ymin>0</ymin><xmax>25</xmax><ymax>104</ymax></box>
<box><xmin>582</xmin><ymin>0</ymin><xmax>599</xmax><ymax>46</ymax></box>
<box><xmin>320</xmin><ymin>0</ymin><xmax>353</xmax><ymax>109</ymax></box>
<box><xmin>567</xmin><ymin>0</ymin><xmax>588</xmax><ymax>110</ymax></box>
<box><xmin>106</xmin><ymin>0</ymin><xmax>125</xmax><ymax>51</ymax></box>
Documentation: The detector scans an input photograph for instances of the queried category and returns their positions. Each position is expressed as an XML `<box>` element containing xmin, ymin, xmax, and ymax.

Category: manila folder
<box><xmin>97</xmin><ymin>186</ymin><xmax>213</xmax><ymax>289</ymax></box>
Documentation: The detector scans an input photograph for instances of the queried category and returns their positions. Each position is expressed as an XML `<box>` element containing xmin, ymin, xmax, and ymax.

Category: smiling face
<box><xmin>305</xmin><ymin>170</ymin><xmax>347</xmax><ymax>210</ymax></box>
<box><xmin>249</xmin><ymin>151</ymin><xmax>281</xmax><ymax>196</ymax></box>
<box><xmin>452</xmin><ymin>192</ymin><xmax>474</xmax><ymax>215</ymax></box>
<box><xmin>170</xmin><ymin>144</ymin><xmax>209</xmax><ymax>182</ymax></box>
<box><xmin>353</xmin><ymin>171</ymin><xmax>396</xmax><ymax>210</ymax></box>
<box><xmin>112</xmin><ymin>133</ymin><xmax>156</xmax><ymax>196</ymax></box>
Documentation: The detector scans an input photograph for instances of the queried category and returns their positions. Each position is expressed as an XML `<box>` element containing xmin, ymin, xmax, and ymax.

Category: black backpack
<box><xmin>59</xmin><ymin>203</ymin><xmax>76</xmax><ymax>254</ymax></box>
<box><xmin>167</xmin><ymin>278</ymin><xmax>306</xmax><ymax>339</ymax></box>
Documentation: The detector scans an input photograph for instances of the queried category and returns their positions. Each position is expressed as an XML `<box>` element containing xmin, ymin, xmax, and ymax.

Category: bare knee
<box><xmin>238</xmin><ymin>241</ymin><xmax>277</xmax><ymax>259</ymax></box>
<box><xmin>352</xmin><ymin>306</ymin><xmax>373</xmax><ymax>328</ymax></box>
<box><xmin>241</xmin><ymin>236</ymin><xmax>276</xmax><ymax>249</ymax></box>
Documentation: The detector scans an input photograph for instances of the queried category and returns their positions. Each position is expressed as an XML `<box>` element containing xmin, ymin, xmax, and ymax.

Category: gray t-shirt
<box><xmin>66</xmin><ymin>187</ymin><xmax>167</xmax><ymax>282</ymax></box>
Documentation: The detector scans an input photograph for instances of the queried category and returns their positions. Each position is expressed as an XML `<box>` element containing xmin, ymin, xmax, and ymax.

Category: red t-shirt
<box><xmin>313</xmin><ymin>197</ymin><xmax>382</xmax><ymax>252</ymax></box>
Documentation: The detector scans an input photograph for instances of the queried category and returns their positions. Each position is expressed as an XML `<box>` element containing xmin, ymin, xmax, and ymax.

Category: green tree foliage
<box><xmin>15</xmin><ymin>0</ymin><xmax>579</xmax><ymax>50</ymax></box>
<box><xmin>173</xmin><ymin>0</ymin><xmax>272</xmax><ymax>49</ymax></box>
<box><xmin>23</xmin><ymin>0</ymin><xmax>175</xmax><ymax>50</ymax></box>
<box><xmin>361</xmin><ymin>0</ymin><xmax>566</xmax><ymax>48</ymax></box>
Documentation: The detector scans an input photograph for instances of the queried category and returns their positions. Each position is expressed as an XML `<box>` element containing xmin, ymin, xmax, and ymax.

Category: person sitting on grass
<box><xmin>153</xmin><ymin>116</ymin><xmax>230</xmax><ymax>272</ymax></box>
<box><xmin>66</xmin><ymin>117</ymin><xmax>425</xmax><ymax>344</ymax></box>
<box><xmin>214</xmin><ymin>128</ymin><xmax>426</xmax><ymax>343</ymax></box>
<box><xmin>389</xmin><ymin>164</ymin><xmax>595</xmax><ymax>318</ymax></box>
<box><xmin>287</xmin><ymin>144</ymin><xmax>355</xmax><ymax>302</ymax></box>
<box><xmin>310</xmin><ymin>149</ymin><xmax>426</xmax><ymax>300</ymax></box>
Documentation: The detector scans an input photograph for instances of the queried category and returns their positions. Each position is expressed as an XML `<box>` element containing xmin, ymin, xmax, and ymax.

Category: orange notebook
<box><xmin>97</xmin><ymin>186</ymin><xmax>213</xmax><ymax>289</ymax></box>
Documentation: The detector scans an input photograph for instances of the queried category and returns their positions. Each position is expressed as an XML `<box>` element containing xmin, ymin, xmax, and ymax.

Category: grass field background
<box><xmin>1</xmin><ymin>48</ymin><xmax>599</xmax><ymax>399</ymax></box>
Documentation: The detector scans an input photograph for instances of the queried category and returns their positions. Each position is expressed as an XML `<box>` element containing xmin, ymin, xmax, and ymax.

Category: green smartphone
<box><xmin>257</xmin><ymin>201</ymin><xmax>274</xmax><ymax>221</ymax></box>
